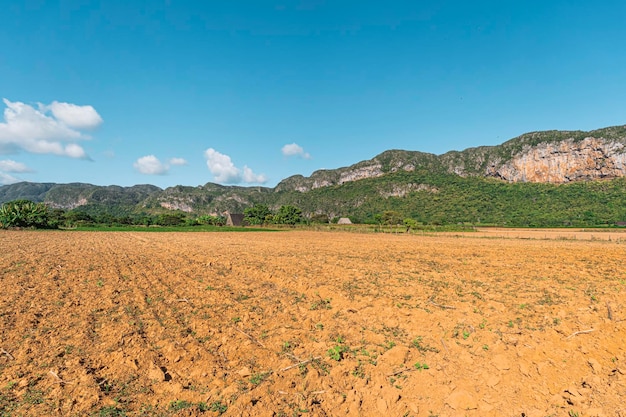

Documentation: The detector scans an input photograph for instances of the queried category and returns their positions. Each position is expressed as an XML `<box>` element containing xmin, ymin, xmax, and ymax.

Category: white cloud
<box><xmin>0</xmin><ymin>98</ymin><xmax>102</xmax><ymax>159</ymax></box>
<box><xmin>0</xmin><ymin>172</ymin><xmax>20</xmax><ymax>185</ymax></box>
<box><xmin>133</xmin><ymin>155</ymin><xmax>187</xmax><ymax>175</ymax></box>
<box><xmin>46</xmin><ymin>101</ymin><xmax>103</xmax><ymax>129</ymax></box>
<box><xmin>281</xmin><ymin>142</ymin><xmax>311</xmax><ymax>159</ymax></box>
<box><xmin>169</xmin><ymin>157</ymin><xmax>188</xmax><ymax>166</ymax></box>
<box><xmin>204</xmin><ymin>148</ymin><xmax>241</xmax><ymax>183</ymax></box>
<box><xmin>242</xmin><ymin>165</ymin><xmax>267</xmax><ymax>183</ymax></box>
<box><xmin>64</xmin><ymin>143</ymin><xmax>88</xmax><ymax>159</ymax></box>
<box><xmin>134</xmin><ymin>155</ymin><xmax>168</xmax><ymax>175</ymax></box>
<box><xmin>204</xmin><ymin>148</ymin><xmax>267</xmax><ymax>184</ymax></box>
<box><xmin>0</xmin><ymin>159</ymin><xmax>32</xmax><ymax>173</ymax></box>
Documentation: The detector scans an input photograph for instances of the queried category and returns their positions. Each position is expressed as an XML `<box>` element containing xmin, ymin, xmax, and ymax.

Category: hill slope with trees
<box><xmin>1</xmin><ymin>124</ymin><xmax>626</xmax><ymax>228</ymax></box>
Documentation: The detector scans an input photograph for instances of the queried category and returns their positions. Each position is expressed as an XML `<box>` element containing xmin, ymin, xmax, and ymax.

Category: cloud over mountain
<box><xmin>0</xmin><ymin>98</ymin><xmax>103</xmax><ymax>159</ymax></box>
<box><xmin>282</xmin><ymin>143</ymin><xmax>311</xmax><ymax>159</ymax></box>
<box><xmin>204</xmin><ymin>148</ymin><xmax>267</xmax><ymax>184</ymax></box>
<box><xmin>133</xmin><ymin>155</ymin><xmax>188</xmax><ymax>175</ymax></box>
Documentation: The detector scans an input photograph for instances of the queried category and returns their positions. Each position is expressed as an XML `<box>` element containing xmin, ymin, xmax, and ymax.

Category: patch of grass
<box><xmin>235</xmin><ymin>294</ymin><xmax>250</xmax><ymax>301</ymax></box>
<box><xmin>249</xmin><ymin>372</ymin><xmax>270</xmax><ymax>386</ymax></box>
<box><xmin>381</xmin><ymin>325</ymin><xmax>407</xmax><ymax>339</ymax></box>
<box><xmin>73</xmin><ymin>225</ymin><xmax>277</xmax><ymax>232</ymax></box>
<box><xmin>281</xmin><ymin>341</ymin><xmax>294</xmax><ymax>354</ymax></box>
<box><xmin>383</xmin><ymin>340</ymin><xmax>396</xmax><ymax>350</ymax></box>
<box><xmin>310</xmin><ymin>297</ymin><xmax>332</xmax><ymax>310</ymax></box>
<box><xmin>0</xmin><ymin>387</ymin><xmax>18</xmax><ymax>415</ymax></box>
<box><xmin>352</xmin><ymin>360</ymin><xmax>366</xmax><ymax>378</ymax></box>
<box><xmin>327</xmin><ymin>345</ymin><xmax>348</xmax><ymax>361</ymax></box>
<box><xmin>411</xmin><ymin>336</ymin><xmax>439</xmax><ymax>353</ymax></box>
<box><xmin>170</xmin><ymin>400</ymin><xmax>210</xmax><ymax>412</ymax></box>
<box><xmin>93</xmin><ymin>405</ymin><xmax>127</xmax><ymax>416</ymax></box>
<box><xmin>537</xmin><ymin>291</ymin><xmax>556</xmax><ymax>305</ymax></box>
<box><xmin>470</xmin><ymin>291</ymin><xmax>483</xmax><ymax>300</ymax></box>
<box><xmin>310</xmin><ymin>358</ymin><xmax>329</xmax><ymax>375</ymax></box>
<box><xmin>413</xmin><ymin>362</ymin><xmax>430</xmax><ymax>370</ymax></box>
<box><xmin>208</xmin><ymin>400</ymin><xmax>228</xmax><ymax>414</ymax></box>
<box><xmin>168</xmin><ymin>400</ymin><xmax>194</xmax><ymax>411</ymax></box>
<box><xmin>22</xmin><ymin>387</ymin><xmax>45</xmax><ymax>405</ymax></box>
<box><xmin>327</xmin><ymin>338</ymin><xmax>349</xmax><ymax>361</ymax></box>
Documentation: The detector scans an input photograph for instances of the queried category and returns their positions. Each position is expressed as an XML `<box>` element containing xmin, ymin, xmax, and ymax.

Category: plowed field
<box><xmin>1</xmin><ymin>230</ymin><xmax>625</xmax><ymax>416</ymax></box>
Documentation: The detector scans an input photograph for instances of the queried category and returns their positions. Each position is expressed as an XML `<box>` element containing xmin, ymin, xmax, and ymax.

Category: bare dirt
<box><xmin>1</xmin><ymin>230</ymin><xmax>625</xmax><ymax>417</ymax></box>
<box><xmin>439</xmin><ymin>227</ymin><xmax>626</xmax><ymax>242</ymax></box>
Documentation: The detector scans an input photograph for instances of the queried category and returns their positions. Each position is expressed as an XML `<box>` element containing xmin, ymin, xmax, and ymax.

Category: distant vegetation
<box><xmin>2</xmin><ymin>124</ymin><xmax>626</xmax><ymax>229</ymax></box>
<box><xmin>2</xmin><ymin>172</ymin><xmax>626</xmax><ymax>230</ymax></box>
<box><xmin>0</xmin><ymin>200</ymin><xmax>60</xmax><ymax>229</ymax></box>
<box><xmin>308</xmin><ymin>171</ymin><xmax>626</xmax><ymax>228</ymax></box>
<box><xmin>0</xmin><ymin>200</ymin><xmax>306</xmax><ymax>230</ymax></box>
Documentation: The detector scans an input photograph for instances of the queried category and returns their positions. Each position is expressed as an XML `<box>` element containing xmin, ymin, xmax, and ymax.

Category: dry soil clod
<box><xmin>0</xmin><ymin>348</ymin><xmax>14</xmax><ymax>360</ymax></box>
<box><xmin>606</xmin><ymin>301</ymin><xmax>614</xmax><ymax>320</ymax></box>
<box><xmin>428</xmin><ymin>298</ymin><xmax>456</xmax><ymax>310</ymax></box>
<box><xmin>47</xmin><ymin>371</ymin><xmax>73</xmax><ymax>385</ymax></box>
<box><xmin>279</xmin><ymin>356</ymin><xmax>323</xmax><ymax>372</ymax></box>
<box><xmin>234</xmin><ymin>327</ymin><xmax>267</xmax><ymax>348</ymax></box>
<box><xmin>566</xmin><ymin>329</ymin><xmax>595</xmax><ymax>339</ymax></box>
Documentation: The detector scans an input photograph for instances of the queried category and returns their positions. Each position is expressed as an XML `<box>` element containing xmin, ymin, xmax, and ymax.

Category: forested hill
<box><xmin>1</xmin><ymin>124</ymin><xmax>626</xmax><ymax>227</ymax></box>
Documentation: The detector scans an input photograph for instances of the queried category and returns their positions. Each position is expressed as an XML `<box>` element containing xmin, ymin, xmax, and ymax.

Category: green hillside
<box><xmin>2</xmin><ymin>124</ymin><xmax>626</xmax><ymax>227</ymax></box>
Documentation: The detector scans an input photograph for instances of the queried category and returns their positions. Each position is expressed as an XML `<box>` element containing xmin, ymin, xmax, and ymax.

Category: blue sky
<box><xmin>1</xmin><ymin>1</ymin><xmax>625</xmax><ymax>188</ymax></box>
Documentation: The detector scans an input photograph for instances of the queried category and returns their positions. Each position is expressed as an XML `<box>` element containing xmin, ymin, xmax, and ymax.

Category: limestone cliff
<box><xmin>3</xmin><ymin>125</ymin><xmax>626</xmax><ymax>214</ymax></box>
<box><xmin>275</xmin><ymin>150</ymin><xmax>441</xmax><ymax>192</ymax></box>
<box><xmin>277</xmin><ymin>127</ymin><xmax>626</xmax><ymax>192</ymax></box>
<box><xmin>486</xmin><ymin>137</ymin><xmax>626</xmax><ymax>183</ymax></box>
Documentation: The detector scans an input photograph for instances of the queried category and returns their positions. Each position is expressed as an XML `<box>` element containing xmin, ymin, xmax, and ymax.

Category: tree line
<box><xmin>0</xmin><ymin>200</ymin><xmax>310</xmax><ymax>229</ymax></box>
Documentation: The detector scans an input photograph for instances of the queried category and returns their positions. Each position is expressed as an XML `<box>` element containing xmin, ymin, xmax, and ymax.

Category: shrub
<box><xmin>0</xmin><ymin>200</ymin><xmax>56</xmax><ymax>229</ymax></box>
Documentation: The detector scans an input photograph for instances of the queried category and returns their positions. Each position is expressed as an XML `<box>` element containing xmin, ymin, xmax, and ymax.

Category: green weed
<box><xmin>411</xmin><ymin>336</ymin><xmax>439</xmax><ymax>353</ymax></box>
<box><xmin>413</xmin><ymin>362</ymin><xmax>429</xmax><ymax>370</ymax></box>
<box><xmin>249</xmin><ymin>372</ymin><xmax>270</xmax><ymax>386</ymax></box>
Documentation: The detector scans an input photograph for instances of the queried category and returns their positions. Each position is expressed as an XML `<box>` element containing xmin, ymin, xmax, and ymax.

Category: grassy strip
<box><xmin>67</xmin><ymin>225</ymin><xmax>279</xmax><ymax>232</ymax></box>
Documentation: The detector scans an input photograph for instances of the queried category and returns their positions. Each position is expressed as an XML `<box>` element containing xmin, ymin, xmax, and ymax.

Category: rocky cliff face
<box><xmin>487</xmin><ymin>137</ymin><xmax>626</xmax><ymax>183</ymax></box>
<box><xmin>282</xmin><ymin>131</ymin><xmax>626</xmax><ymax>191</ymax></box>
<box><xmin>3</xmin><ymin>126</ymin><xmax>626</xmax><ymax>211</ymax></box>
<box><xmin>338</xmin><ymin>163</ymin><xmax>384</xmax><ymax>184</ymax></box>
<box><xmin>276</xmin><ymin>150</ymin><xmax>440</xmax><ymax>193</ymax></box>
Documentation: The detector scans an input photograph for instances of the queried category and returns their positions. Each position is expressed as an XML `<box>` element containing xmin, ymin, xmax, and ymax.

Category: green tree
<box><xmin>403</xmin><ymin>218</ymin><xmax>418</xmax><ymax>232</ymax></box>
<box><xmin>156</xmin><ymin>212</ymin><xmax>187</xmax><ymax>226</ymax></box>
<box><xmin>244</xmin><ymin>204</ymin><xmax>272</xmax><ymax>225</ymax></box>
<box><xmin>64</xmin><ymin>210</ymin><xmax>95</xmax><ymax>226</ymax></box>
<box><xmin>381</xmin><ymin>210</ymin><xmax>403</xmax><ymax>226</ymax></box>
<box><xmin>273</xmin><ymin>205</ymin><xmax>303</xmax><ymax>226</ymax></box>
<box><xmin>0</xmin><ymin>200</ymin><xmax>54</xmax><ymax>229</ymax></box>
<box><xmin>196</xmin><ymin>214</ymin><xmax>226</xmax><ymax>226</ymax></box>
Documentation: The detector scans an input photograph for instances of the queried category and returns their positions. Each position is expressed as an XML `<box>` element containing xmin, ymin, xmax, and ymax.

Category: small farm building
<box><xmin>337</xmin><ymin>217</ymin><xmax>352</xmax><ymax>225</ymax></box>
<box><xmin>225</xmin><ymin>213</ymin><xmax>245</xmax><ymax>226</ymax></box>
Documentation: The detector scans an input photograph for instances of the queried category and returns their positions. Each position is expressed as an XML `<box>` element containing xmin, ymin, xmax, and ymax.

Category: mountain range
<box><xmin>2</xmin><ymin>125</ymin><xmax>626</xmax><ymax>226</ymax></box>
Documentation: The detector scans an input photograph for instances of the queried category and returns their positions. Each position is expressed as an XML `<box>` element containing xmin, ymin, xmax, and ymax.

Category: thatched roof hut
<box><xmin>225</xmin><ymin>213</ymin><xmax>245</xmax><ymax>226</ymax></box>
